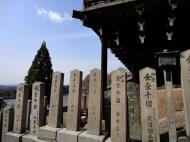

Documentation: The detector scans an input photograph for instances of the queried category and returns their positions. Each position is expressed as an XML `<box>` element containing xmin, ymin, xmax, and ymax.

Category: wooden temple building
<box><xmin>73</xmin><ymin>0</ymin><xmax>190</xmax><ymax>87</ymax></box>
<box><xmin>72</xmin><ymin>0</ymin><xmax>190</xmax><ymax>134</ymax></box>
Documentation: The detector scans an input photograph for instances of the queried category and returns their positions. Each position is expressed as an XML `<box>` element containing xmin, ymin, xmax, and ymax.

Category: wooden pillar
<box><xmin>100</xmin><ymin>31</ymin><xmax>109</xmax><ymax>133</ymax></box>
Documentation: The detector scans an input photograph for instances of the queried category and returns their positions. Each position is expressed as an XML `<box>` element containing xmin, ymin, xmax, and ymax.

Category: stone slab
<box><xmin>105</xmin><ymin>137</ymin><xmax>111</xmax><ymax>142</ymax></box>
<box><xmin>57</xmin><ymin>128</ymin><xmax>83</xmax><ymax>142</ymax></box>
<box><xmin>22</xmin><ymin>134</ymin><xmax>47</xmax><ymax>142</ymax></box>
<box><xmin>4</xmin><ymin>132</ymin><xmax>28</xmax><ymax>142</ymax></box>
<box><xmin>178</xmin><ymin>136</ymin><xmax>190</xmax><ymax>142</ymax></box>
<box><xmin>78</xmin><ymin>131</ymin><xmax>108</xmax><ymax>142</ymax></box>
<box><xmin>38</xmin><ymin>125</ymin><xmax>61</xmax><ymax>141</ymax></box>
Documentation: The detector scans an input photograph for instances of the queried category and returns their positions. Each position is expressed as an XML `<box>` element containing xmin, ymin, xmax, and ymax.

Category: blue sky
<box><xmin>0</xmin><ymin>0</ymin><xmax>124</xmax><ymax>85</ymax></box>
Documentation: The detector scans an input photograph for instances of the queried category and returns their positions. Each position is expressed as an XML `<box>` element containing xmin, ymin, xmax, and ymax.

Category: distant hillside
<box><xmin>0</xmin><ymin>85</ymin><xmax>16</xmax><ymax>99</ymax></box>
<box><xmin>0</xmin><ymin>85</ymin><xmax>16</xmax><ymax>89</ymax></box>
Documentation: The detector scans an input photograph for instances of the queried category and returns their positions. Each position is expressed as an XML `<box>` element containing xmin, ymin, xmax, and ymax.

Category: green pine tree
<box><xmin>25</xmin><ymin>41</ymin><xmax>53</xmax><ymax>100</ymax></box>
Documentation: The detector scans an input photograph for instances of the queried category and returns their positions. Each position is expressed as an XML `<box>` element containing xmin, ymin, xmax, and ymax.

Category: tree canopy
<box><xmin>25</xmin><ymin>41</ymin><xmax>53</xmax><ymax>100</ymax></box>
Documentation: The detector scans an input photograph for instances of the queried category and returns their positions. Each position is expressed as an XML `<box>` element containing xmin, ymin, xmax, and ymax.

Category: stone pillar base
<box><xmin>105</xmin><ymin>137</ymin><xmax>111</xmax><ymax>142</ymax></box>
<box><xmin>4</xmin><ymin>132</ymin><xmax>28</xmax><ymax>142</ymax></box>
<box><xmin>178</xmin><ymin>136</ymin><xmax>190</xmax><ymax>142</ymax></box>
<box><xmin>38</xmin><ymin>125</ymin><xmax>61</xmax><ymax>142</ymax></box>
<box><xmin>57</xmin><ymin>128</ymin><xmax>83</xmax><ymax>142</ymax></box>
<box><xmin>78</xmin><ymin>131</ymin><xmax>108</xmax><ymax>142</ymax></box>
<box><xmin>22</xmin><ymin>134</ymin><xmax>47</xmax><ymax>142</ymax></box>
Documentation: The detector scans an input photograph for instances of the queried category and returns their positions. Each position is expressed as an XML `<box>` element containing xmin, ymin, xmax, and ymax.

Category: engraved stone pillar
<box><xmin>2</xmin><ymin>106</ymin><xmax>14</xmax><ymax>142</ymax></box>
<box><xmin>78</xmin><ymin>69</ymin><xmax>108</xmax><ymax>142</ymax></box>
<box><xmin>66</xmin><ymin>69</ymin><xmax>82</xmax><ymax>131</ymax></box>
<box><xmin>127</xmin><ymin>82</ymin><xmax>141</xmax><ymax>141</ymax></box>
<box><xmin>139</xmin><ymin>67</ymin><xmax>160</xmax><ymax>142</ymax></box>
<box><xmin>30</xmin><ymin>82</ymin><xmax>45</xmax><ymax>136</ymax></box>
<box><xmin>181</xmin><ymin>49</ymin><xmax>190</xmax><ymax>137</ymax></box>
<box><xmin>5</xmin><ymin>83</ymin><xmax>29</xmax><ymax>142</ymax></box>
<box><xmin>87</xmin><ymin>69</ymin><xmax>102</xmax><ymax>135</ymax></box>
<box><xmin>26</xmin><ymin>100</ymin><xmax>31</xmax><ymax>130</ymax></box>
<box><xmin>111</xmin><ymin>68</ymin><xmax>127</xmax><ymax>142</ymax></box>
<box><xmin>13</xmin><ymin>83</ymin><xmax>29</xmax><ymax>134</ymax></box>
<box><xmin>48</xmin><ymin>72</ymin><xmax>64</xmax><ymax>128</ymax></box>
<box><xmin>57</xmin><ymin>69</ymin><xmax>83</xmax><ymax>142</ymax></box>
<box><xmin>38</xmin><ymin>72</ymin><xmax>64</xmax><ymax>142</ymax></box>
<box><xmin>22</xmin><ymin>82</ymin><xmax>45</xmax><ymax>142</ymax></box>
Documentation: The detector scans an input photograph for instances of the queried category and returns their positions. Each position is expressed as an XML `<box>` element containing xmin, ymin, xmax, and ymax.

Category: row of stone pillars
<box><xmin>1</xmin><ymin>49</ymin><xmax>190</xmax><ymax>142</ymax></box>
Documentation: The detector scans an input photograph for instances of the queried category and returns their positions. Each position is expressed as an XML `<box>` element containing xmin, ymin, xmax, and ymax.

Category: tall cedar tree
<box><xmin>25</xmin><ymin>41</ymin><xmax>53</xmax><ymax>100</ymax></box>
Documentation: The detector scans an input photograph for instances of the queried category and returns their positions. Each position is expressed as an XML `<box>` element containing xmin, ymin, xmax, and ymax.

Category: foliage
<box><xmin>25</xmin><ymin>41</ymin><xmax>53</xmax><ymax>100</ymax></box>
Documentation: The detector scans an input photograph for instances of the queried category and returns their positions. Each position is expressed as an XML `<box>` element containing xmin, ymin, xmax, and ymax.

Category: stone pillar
<box><xmin>30</xmin><ymin>82</ymin><xmax>45</xmax><ymax>135</ymax></box>
<box><xmin>2</xmin><ymin>106</ymin><xmax>14</xmax><ymax>142</ymax></box>
<box><xmin>38</xmin><ymin>72</ymin><xmax>64</xmax><ymax>142</ymax></box>
<box><xmin>48</xmin><ymin>72</ymin><xmax>64</xmax><ymax>128</ymax></box>
<box><xmin>26</xmin><ymin>100</ymin><xmax>32</xmax><ymax>130</ymax></box>
<box><xmin>87</xmin><ymin>69</ymin><xmax>102</xmax><ymax>135</ymax></box>
<box><xmin>57</xmin><ymin>69</ymin><xmax>83</xmax><ymax>142</ymax></box>
<box><xmin>110</xmin><ymin>68</ymin><xmax>127</xmax><ymax>142</ymax></box>
<box><xmin>66</xmin><ymin>69</ymin><xmax>82</xmax><ymax>131</ymax></box>
<box><xmin>139</xmin><ymin>67</ymin><xmax>160</xmax><ymax>142</ymax></box>
<box><xmin>5</xmin><ymin>83</ymin><xmax>29</xmax><ymax>142</ymax></box>
<box><xmin>127</xmin><ymin>82</ymin><xmax>141</xmax><ymax>141</ymax></box>
<box><xmin>13</xmin><ymin>83</ymin><xmax>29</xmax><ymax>134</ymax></box>
<box><xmin>164</xmin><ymin>70</ymin><xmax>177</xmax><ymax>142</ymax></box>
<box><xmin>181</xmin><ymin>49</ymin><xmax>190</xmax><ymax>137</ymax></box>
<box><xmin>22</xmin><ymin>82</ymin><xmax>45</xmax><ymax>142</ymax></box>
<box><xmin>78</xmin><ymin>69</ymin><xmax>108</xmax><ymax>142</ymax></box>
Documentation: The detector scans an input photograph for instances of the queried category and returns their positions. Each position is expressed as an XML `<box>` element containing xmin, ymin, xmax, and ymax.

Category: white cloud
<box><xmin>34</xmin><ymin>4</ymin><xmax>72</xmax><ymax>24</ymax></box>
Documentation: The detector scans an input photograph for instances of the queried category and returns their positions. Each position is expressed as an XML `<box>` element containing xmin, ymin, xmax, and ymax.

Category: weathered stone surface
<box><xmin>67</xmin><ymin>70</ymin><xmax>82</xmax><ymax>131</ymax></box>
<box><xmin>111</xmin><ymin>68</ymin><xmax>127</xmax><ymax>142</ymax></box>
<box><xmin>57</xmin><ymin>128</ymin><xmax>83</xmax><ymax>142</ymax></box>
<box><xmin>139</xmin><ymin>67</ymin><xmax>160</xmax><ymax>142</ymax></box>
<box><xmin>48</xmin><ymin>72</ymin><xmax>64</xmax><ymax>128</ymax></box>
<box><xmin>181</xmin><ymin>49</ymin><xmax>190</xmax><ymax>137</ymax></box>
<box><xmin>178</xmin><ymin>136</ymin><xmax>190</xmax><ymax>142</ymax></box>
<box><xmin>26</xmin><ymin>100</ymin><xmax>32</xmax><ymax>130</ymax></box>
<box><xmin>78</xmin><ymin>131</ymin><xmax>108</xmax><ymax>142</ymax></box>
<box><xmin>127</xmin><ymin>82</ymin><xmax>141</xmax><ymax>141</ymax></box>
<box><xmin>22</xmin><ymin>134</ymin><xmax>47</xmax><ymax>142</ymax></box>
<box><xmin>38</xmin><ymin>125</ymin><xmax>61</xmax><ymax>141</ymax></box>
<box><xmin>22</xmin><ymin>134</ymin><xmax>38</xmax><ymax>142</ymax></box>
<box><xmin>30</xmin><ymin>82</ymin><xmax>45</xmax><ymax>136</ymax></box>
<box><xmin>13</xmin><ymin>83</ymin><xmax>30</xmax><ymax>134</ymax></box>
<box><xmin>2</xmin><ymin>107</ymin><xmax>14</xmax><ymax>133</ymax></box>
<box><xmin>2</xmin><ymin>106</ymin><xmax>14</xmax><ymax>142</ymax></box>
<box><xmin>4</xmin><ymin>132</ymin><xmax>27</xmax><ymax>142</ymax></box>
<box><xmin>87</xmin><ymin>68</ymin><xmax>102</xmax><ymax>135</ymax></box>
